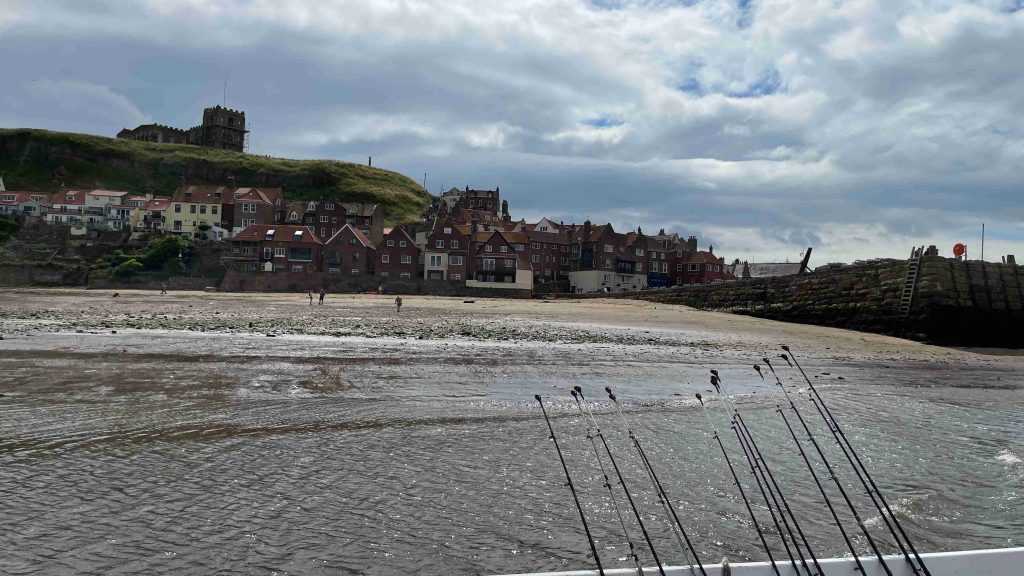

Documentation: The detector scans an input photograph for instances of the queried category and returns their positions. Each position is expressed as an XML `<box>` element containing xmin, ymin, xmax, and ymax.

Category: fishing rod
<box><xmin>696</xmin><ymin>392</ymin><xmax>781</xmax><ymax>576</ymax></box>
<box><xmin>535</xmin><ymin>395</ymin><xmax>605</xmax><ymax>576</ymax></box>
<box><xmin>567</xmin><ymin>391</ymin><xmax>668</xmax><ymax>576</ymax></box>
<box><xmin>707</xmin><ymin>375</ymin><xmax>802</xmax><ymax>576</ymax></box>
<box><xmin>710</xmin><ymin>371</ymin><xmax>822</xmax><ymax>576</ymax></box>
<box><xmin>763</xmin><ymin>359</ymin><xmax>893</xmax><ymax>576</ymax></box>
<box><xmin>570</xmin><ymin>389</ymin><xmax>645</xmax><ymax>575</ymax></box>
<box><xmin>754</xmin><ymin>363</ymin><xmax>865</xmax><ymax>573</ymax></box>
<box><xmin>598</xmin><ymin>386</ymin><xmax>708</xmax><ymax>576</ymax></box>
<box><xmin>780</xmin><ymin>346</ymin><xmax>931</xmax><ymax>576</ymax></box>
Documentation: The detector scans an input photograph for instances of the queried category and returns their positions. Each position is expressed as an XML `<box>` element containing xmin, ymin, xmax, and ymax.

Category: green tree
<box><xmin>142</xmin><ymin>235</ymin><xmax>190</xmax><ymax>270</ymax></box>
<box><xmin>0</xmin><ymin>216</ymin><xmax>20</xmax><ymax>244</ymax></box>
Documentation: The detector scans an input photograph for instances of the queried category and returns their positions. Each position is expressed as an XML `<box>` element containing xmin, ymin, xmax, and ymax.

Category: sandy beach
<box><xmin>2</xmin><ymin>288</ymin><xmax>1018</xmax><ymax>366</ymax></box>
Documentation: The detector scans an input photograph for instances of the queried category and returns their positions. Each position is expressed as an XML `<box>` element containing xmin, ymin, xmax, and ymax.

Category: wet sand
<box><xmin>1</xmin><ymin>289</ymin><xmax>1022</xmax><ymax>575</ymax></box>
<box><xmin>1</xmin><ymin>288</ymin><xmax>1018</xmax><ymax>366</ymax></box>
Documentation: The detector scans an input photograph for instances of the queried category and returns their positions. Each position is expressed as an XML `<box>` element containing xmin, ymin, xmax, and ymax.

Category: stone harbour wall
<box><xmin>626</xmin><ymin>257</ymin><xmax>1024</xmax><ymax>347</ymax></box>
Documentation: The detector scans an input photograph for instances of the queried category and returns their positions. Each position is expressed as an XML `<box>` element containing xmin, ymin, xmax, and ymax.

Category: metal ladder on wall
<box><xmin>899</xmin><ymin>246</ymin><xmax>925</xmax><ymax>317</ymax></box>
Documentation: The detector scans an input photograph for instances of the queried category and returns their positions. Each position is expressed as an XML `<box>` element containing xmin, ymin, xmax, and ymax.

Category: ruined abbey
<box><xmin>116</xmin><ymin>105</ymin><xmax>248</xmax><ymax>153</ymax></box>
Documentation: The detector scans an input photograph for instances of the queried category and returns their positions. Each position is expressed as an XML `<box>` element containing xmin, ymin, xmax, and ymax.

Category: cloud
<box><xmin>2</xmin><ymin>0</ymin><xmax>1023</xmax><ymax>263</ymax></box>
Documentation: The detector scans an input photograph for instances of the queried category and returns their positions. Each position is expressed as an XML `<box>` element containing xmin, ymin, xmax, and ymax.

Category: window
<box><xmin>436</xmin><ymin>240</ymin><xmax>444</xmax><ymax>248</ymax></box>
<box><xmin>199</xmin><ymin>205</ymin><xmax>207</xmax><ymax>214</ymax></box>
<box><xmin>399</xmin><ymin>240</ymin><xmax>407</xmax><ymax>247</ymax></box>
<box><xmin>382</xmin><ymin>254</ymin><xmax>390</xmax><ymax>263</ymax></box>
<box><xmin>532</xmin><ymin>254</ymin><xmax>540</xmax><ymax>263</ymax></box>
<box><xmin>349</xmin><ymin>238</ymin><xmax>357</xmax><ymax>245</ymax></box>
<box><xmin>515</xmin><ymin>245</ymin><xmax>524</xmax><ymax>252</ymax></box>
<box><xmin>275</xmin><ymin>247</ymin><xmax>285</xmax><ymax>257</ymax></box>
<box><xmin>401</xmin><ymin>255</ymin><xmax>412</xmax><ymax>264</ymax></box>
<box><xmin>662</xmin><ymin>263</ymin><xmax>669</xmax><ymax>273</ymax></box>
<box><xmin>332</xmin><ymin>217</ymin><xmax>338</xmax><ymax>223</ymax></box>
<box><xmin>604</xmin><ymin>258</ymin><xmax>613</xmax><ymax>269</ymax></box>
<box><xmin>450</xmin><ymin>240</ymin><xmax>459</xmax><ymax>249</ymax></box>
<box><xmin>504</xmin><ymin>259</ymin><xmax>514</xmax><ymax>268</ymax></box>
<box><xmin>400</xmin><ymin>272</ymin><xmax>412</xmax><ymax>279</ymax></box>
<box><xmin>482</xmin><ymin>258</ymin><xmax>495</xmax><ymax>271</ymax></box>
<box><xmin>291</xmin><ymin>265</ymin><xmax>303</xmax><ymax>273</ymax></box>
<box><xmin>688</xmin><ymin>264</ymin><xmax>699</xmax><ymax>272</ymax></box>
<box><xmin>429</xmin><ymin>255</ymin><xmax>443</xmax><ymax>267</ymax></box>
<box><xmin>326</xmin><ymin>203</ymin><xmax>335</xmax><ymax>210</ymax></box>
<box><xmin>636</xmin><ymin>249</ymin><xmax>644</xmax><ymax>256</ymax></box>
<box><xmin>485</xmin><ymin>245</ymin><xmax>493</xmax><ymax>252</ymax></box>
<box><xmin>351</xmin><ymin>269</ymin><xmax>360</xmax><ymax>275</ymax></box>
<box><xmin>190</xmin><ymin>205</ymin><xmax>197</xmax><ymax>214</ymax></box>
<box><xmin>387</xmin><ymin>239</ymin><xmax>395</xmax><ymax>246</ymax></box>
<box><xmin>531</xmin><ymin>242</ymin><xmax>540</xmax><ymax>249</ymax></box>
<box><xmin>451</xmin><ymin>273</ymin><xmax>461</xmax><ymax>280</ymax></box>
<box><xmin>604</xmin><ymin>244</ymin><xmax>612</xmax><ymax>252</ymax></box>
<box><xmin>539</xmin><ymin>226</ymin><xmax>548</xmax><ymax>232</ymax></box>
<box><xmin>637</xmin><ymin>262</ymin><xmax>643</xmax><ymax>272</ymax></box>
<box><xmin>450</xmin><ymin>255</ymin><xmax>463</xmax><ymax>265</ymax></box>
<box><xmin>380</xmin><ymin>271</ymin><xmax>389</xmax><ymax>277</ymax></box>
<box><xmin>353</xmin><ymin>252</ymin><xmax>361</xmax><ymax>261</ymax></box>
<box><xmin>263</xmin><ymin>247</ymin><xmax>271</xmax><ymax>259</ymax></box>
<box><xmin>320</xmin><ymin>216</ymin><xmax>329</xmax><ymax>222</ymax></box>
<box><xmin>443</xmin><ymin>227</ymin><xmax>452</xmax><ymax>234</ymax></box>
<box><xmin>175</xmin><ymin>204</ymin><xmax>181</xmax><ymax>213</ymax></box>
<box><xmin>676</xmin><ymin>263</ymin><xmax>682</xmax><ymax>271</ymax></box>
<box><xmin>500</xmin><ymin>245</ymin><xmax>508</xmax><ymax>253</ymax></box>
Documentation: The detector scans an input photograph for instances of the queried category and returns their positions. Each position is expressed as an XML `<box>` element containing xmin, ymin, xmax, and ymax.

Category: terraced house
<box><xmin>227</xmin><ymin>224</ymin><xmax>323</xmax><ymax>275</ymax></box>
<box><xmin>169</xmin><ymin>185</ymin><xmax>227</xmax><ymax>238</ymax></box>
<box><xmin>0</xmin><ymin>191</ymin><xmax>48</xmax><ymax>218</ymax></box>
<box><xmin>324</xmin><ymin>223</ymin><xmax>375</xmax><ymax>276</ymax></box>
<box><xmin>376</xmin><ymin>226</ymin><xmax>419</xmax><ymax>279</ymax></box>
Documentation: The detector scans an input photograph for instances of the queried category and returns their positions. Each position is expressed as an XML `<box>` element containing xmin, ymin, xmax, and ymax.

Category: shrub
<box><xmin>113</xmin><ymin>258</ymin><xmax>144</xmax><ymax>277</ymax></box>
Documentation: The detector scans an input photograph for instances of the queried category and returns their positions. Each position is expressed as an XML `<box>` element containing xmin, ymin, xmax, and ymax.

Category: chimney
<box><xmin>708</xmin><ymin>244</ymin><xmax>714</xmax><ymax>254</ymax></box>
<box><xmin>687</xmin><ymin>235</ymin><xmax>697</xmax><ymax>252</ymax></box>
<box><xmin>583</xmin><ymin>220</ymin><xmax>592</xmax><ymax>242</ymax></box>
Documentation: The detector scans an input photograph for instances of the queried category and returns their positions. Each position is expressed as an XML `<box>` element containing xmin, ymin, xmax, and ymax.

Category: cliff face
<box><xmin>0</xmin><ymin>128</ymin><xmax>431</xmax><ymax>224</ymax></box>
<box><xmin>632</xmin><ymin>257</ymin><xmax>1024</xmax><ymax>347</ymax></box>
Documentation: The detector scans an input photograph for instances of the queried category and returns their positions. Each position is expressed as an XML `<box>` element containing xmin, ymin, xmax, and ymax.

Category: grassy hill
<box><xmin>0</xmin><ymin>128</ymin><xmax>431</xmax><ymax>224</ymax></box>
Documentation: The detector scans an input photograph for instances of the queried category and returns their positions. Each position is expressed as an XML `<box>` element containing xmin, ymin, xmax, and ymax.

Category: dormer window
<box><xmin>293</xmin><ymin>231</ymin><xmax>303</xmax><ymax>241</ymax></box>
<box><xmin>266</xmin><ymin>229</ymin><xmax>276</xmax><ymax>240</ymax></box>
<box><xmin>307</xmin><ymin>202</ymin><xmax>316</xmax><ymax>211</ymax></box>
<box><xmin>443</xmin><ymin>227</ymin><xmax>451</xmax><ymax>235</ymax></box>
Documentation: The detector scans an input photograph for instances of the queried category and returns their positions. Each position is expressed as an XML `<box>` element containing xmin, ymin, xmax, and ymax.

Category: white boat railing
<box><xmin>492</xmin><ymin>546</ymin><xmax>1024</xmax><ymax>576</ymax></box>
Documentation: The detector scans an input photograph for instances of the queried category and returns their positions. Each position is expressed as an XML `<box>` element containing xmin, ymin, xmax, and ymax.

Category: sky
<box><xmin>1</xmin><ymin>0</ymin><xmax>1023</xmax><ymax>265</ymax></box>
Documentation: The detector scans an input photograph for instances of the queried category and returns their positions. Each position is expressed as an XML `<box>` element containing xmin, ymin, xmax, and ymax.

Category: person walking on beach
<box><xmin>160</xmin><ymin>282</ymin><xmax>167</xmax><ymax>295</ymax></box>
<box><xmin>395</xmin><ymin>295</ymin><xmax>402</xmax><ymax>313</ymax></box>
<box><xmin>307</xmin><ymin>290</ymin><xmax>313</xmax><ymax>306</ymax></box>
<box><xmin>318</xmin><ymin>288</ymin><xmax>326</xmax><ymax>305</ymax></box>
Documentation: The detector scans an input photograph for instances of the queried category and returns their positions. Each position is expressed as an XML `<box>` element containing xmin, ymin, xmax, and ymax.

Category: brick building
<box><xmin>424</xmin><ymin>218</ymin><xmax>470</xmax><ymax>281</ymax></box>
<box><xmin>376</xmin><ymin>227</ymin><xmax>419</xmax><ymax>280</ymax></box>
<box><xmin>324</xmin><ymin>223</ymin><xmax>375</xmax><ymax>276</ymax></box>
<box><xmin>227</xmin><ymin>224</ymin><xmax>324</xmax><ymax>275</ymax></box>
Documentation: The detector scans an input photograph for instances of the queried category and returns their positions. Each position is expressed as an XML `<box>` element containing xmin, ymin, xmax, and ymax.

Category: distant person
<box><xmin>307</xmin><ymin>291</ymin><xmax>313</xmax><ymax>306</ymax></box>
<box><xmin>378</xmin><ymin>284</ymin><xmax>384</xmax><ymax>295</ymax></box>
<box><xmin>318</xmin><ymin>288</ymin><xmax>326</xmax><ymax>305</ymax></box>
<box><xmin>395</xmin><ymin>295</ymin><xmax>403</xmax><ymax>313</ymax></box>
<box><xmin>160</xmin><ymin>282</ymin><xmax>167</xmax><ymax>295</ymax></box>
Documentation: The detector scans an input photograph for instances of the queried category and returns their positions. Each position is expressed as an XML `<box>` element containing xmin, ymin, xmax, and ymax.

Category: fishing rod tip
<box><xmin>604</xmin><ymin>386</ymin><xmax>612</xmax><ymax>394</ymax></box>
<box><xmin>781</xmin><ymin>345</ymin><xmax>790</xmax><ymax>351</ymax></box>
<box><xmin>533</xmin><ymin>394</ymin><xmax>541</xmax><ymax>402</ymax></box>
<box><xmin>762</xmin><ymin>357</ymin><xmax>770</xmax><ymax>364</ymax></box>
<box><xmin>570</xmin><ymin>389</ymin><xmax>578</xmax><ymax>398</ymax></box>
<box><xmin>753</xmin><ymin>364</ymin><xmax>761</xmax><ymax>372</ymax></box>
<box><xmin>573</xmin><ymin>385</ymin><xmax>582</xmax><ymax>393</ymax></box>
<box><xmin>710</xmin><ymin>369</ymin><xmax>719</xmax><ymax>376</ymax></box>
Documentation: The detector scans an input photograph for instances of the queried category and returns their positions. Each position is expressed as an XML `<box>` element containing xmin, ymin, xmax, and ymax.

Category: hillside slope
<box><xmin>0</xmin><ymin>128</ymin><xmax>431</xmax><ymax>224</ymax></box>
